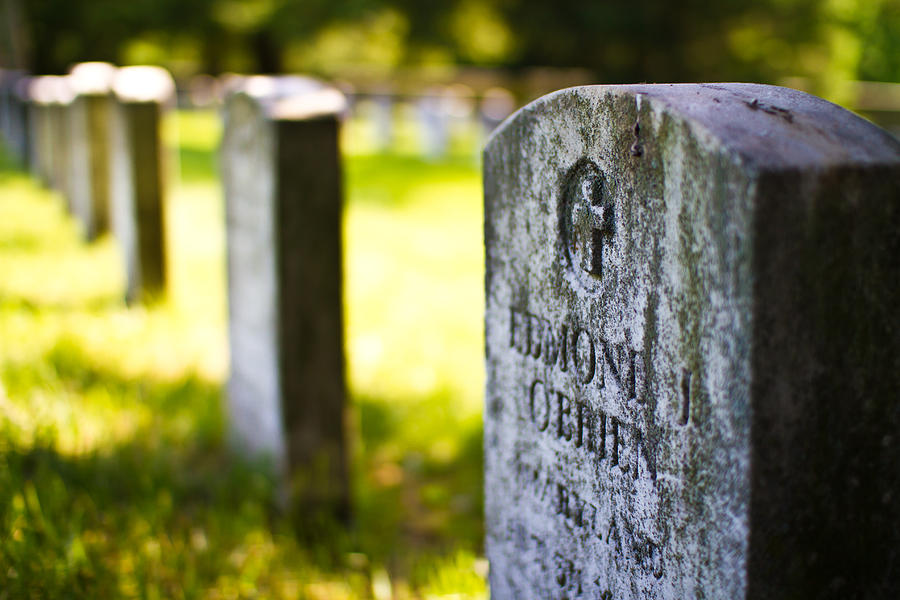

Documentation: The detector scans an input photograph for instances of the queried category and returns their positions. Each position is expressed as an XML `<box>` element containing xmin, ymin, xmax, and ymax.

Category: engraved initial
<box><xmin>564</xmin><ymin>161</ymin><xmax>614</xmax><ymax>279</ymax></box>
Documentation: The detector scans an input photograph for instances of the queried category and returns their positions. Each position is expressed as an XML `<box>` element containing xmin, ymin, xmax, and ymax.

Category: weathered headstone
<box><xmin>68</xmin><ymin>62</ymin><xmax>117</xmax><ymax>240</ymax></box>
<box><xmin>108</xmin><ymin>66</ymin><xmax>175</xmax><ymax>302</ymax></box>
<box><xmin>418</xmin><ymin>87</ymin><xmax>449</xmax><ymax>159</ymax></box>
<box><xmin>479</xmin><ymin>86</ymin><xmax>516</xmax><ymax>137</ymax></box>
<box><xmin>483</xmin><ymin>84</ymin><xmax>900</xmax><ymax>599</ymax></box>
<box><xmin>371</xmin><ymin>89</ymin><xmax>394</xmax><ymax>152</ymax></box>
<box><xmin>221</xmin><ymin>76</ymin><xmax>350</xmax><ymax>519</ymax></box>
<box><xmin>12</xmin><ymin>76</ymin><xmax>33</xmax><ymax>171</ymax></box>
<box><xmin>24</xmin><ymin>80</ymin><xmax>43</xmax><ymax>182</ymax></box>
<box><xmin>0</xmin><ymin>69</ymin><xmax>30</xmax><ymax>163</ymax></box>
<box><xmin>31</xmin><ymin>76</ymin><xmax>76</xmax><ymax>207</ymax></box>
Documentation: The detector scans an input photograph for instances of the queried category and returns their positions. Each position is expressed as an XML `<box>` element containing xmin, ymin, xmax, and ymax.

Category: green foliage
<box><xmin>0</xmin><ymin>112</ymin><xmax>486</xmax><ymax>597</ymax></box>
<box><xmin>15</xmin><ymin>0</ymin><xmax>900</xmax><ymax>84</ymax></box>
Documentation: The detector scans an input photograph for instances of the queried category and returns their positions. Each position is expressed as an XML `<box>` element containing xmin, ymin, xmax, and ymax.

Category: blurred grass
<box><xmin>0</xmin><ymin>108</ymin><xmax>486</xmax><ymax>598</ymax></box>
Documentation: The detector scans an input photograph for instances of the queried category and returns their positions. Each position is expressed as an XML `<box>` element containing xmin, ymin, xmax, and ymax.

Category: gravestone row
<box><xmin>5</xmin><ymin>70</ymin><xmax>900</xmax><ymax>598</ymax></box>
<box><xmin>0</xmin><ymin>63</ymin><xmax>174</xmax><ymax>302</ymax></box>
<box><xmin>220</xmin><ymin>79</ymin><xmax>900</xmax><ymax>598</ymax></box>
<box><xmin>3</xmin><ymin>67</ymin><xmax>354</xmax><ymax>519</ymax></box>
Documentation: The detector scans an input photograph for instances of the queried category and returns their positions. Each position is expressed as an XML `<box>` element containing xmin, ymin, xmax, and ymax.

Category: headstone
<box><xmin>371</xmin><ymin>88</ymin><xmax>394</xmax><ymax>152</ymax></box>
<box><xmin>221</xmin><ymin>75</ymin><xmax>350</xmax><ymax>519</ymax></box>
<box><xmin>417</xmin><ymin>87</ymin><xmax>448</xmax><ymax>159</ymax></box>
<box><xmin>31</xmin><ymin>76</ymin><xmax>76</xmax><ymax>208</ymax></box>
<box><xmin>11</xmin><ymin>76</ymin><xmax>33</xmax><ymax>169</ymax></box>
<box><xmin>25</xmin><ymin>79</ymin><xmax>43</xmax><ymax>182</ymax></box>
<box><xmin>483</xmin><ymin>84</ymin><xmax>900</xmax><ymax>599</ymax></box>
<box><xmin>48</xmin><ymin>78</ymin><xmax>76</xmax><ymax>203</ymax></box>
<box><xmin>109</xmin><ymin>66</ymin><xmax>175</xmax><ymax>302</ymax></box>
<box><xmin>479</xmin><ymin>86</ymin><xmax>516</xmax><ymax>137</ymax></box>
<box><xmin>0</xmin><ymin>69</ymin><xmax>12</xmax><ymax>145</ymax></box>
<box><xmin>68</xmin><ymin>62</ymin><xmax>117</xmax><ymax>240</ymax></box>
<box><xmin>0</xmin><ymin>69</ymin><xmax>29</xmax><ymax>162</ymax></box>
<box><xmin>26</xmin><ymin>76</ymin><xmax>54</xmax><ymax>185</ymax></box>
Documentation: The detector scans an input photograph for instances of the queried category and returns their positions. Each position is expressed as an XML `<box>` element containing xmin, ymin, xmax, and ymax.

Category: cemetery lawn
<box><xmin>0</xmin><ymin>110</ymin><xmax>486</xmax><ymax>598</ymax></box>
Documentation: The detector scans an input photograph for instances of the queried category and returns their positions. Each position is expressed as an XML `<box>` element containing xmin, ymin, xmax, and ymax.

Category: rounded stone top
<box><xmin>29</xmin><ymin>75</ymin><xmax>75</xmax><ymax>105</ymax></box>
<box><xmin>112</xmin><ymin>66</ymin><xmax>176</xmax><ymax>103</ymax></box>
<box><xmin>225</xmin><ymin>75</ymin><xmax>347</xmax><ymax>121</ymax></box>
<box><xmin>488</xmin><ymin>83</ymin><xmax>900</xmax><ymax>172</ymax></box>
<box><xmin>68</xmin><ymin>62</ymin><xmax>117</xmax><ymax>95</ymax></box>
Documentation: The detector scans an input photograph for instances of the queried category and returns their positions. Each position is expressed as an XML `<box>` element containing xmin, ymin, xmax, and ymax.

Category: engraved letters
<box><xmin>508</xmin><ymin>306</ymin><xmax>641</xmax><ymax>397</ymax></box>
<box><xmin>527</xmin><ymin>378</ymin><xmax>657</xmax><ymax>481</ymax></box>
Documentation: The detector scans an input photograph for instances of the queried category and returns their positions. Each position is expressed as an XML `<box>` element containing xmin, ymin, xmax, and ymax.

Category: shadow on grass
<box><xmin>1</xmin><ymin>337</ymin><xmax>485</xmax><ymax>598</ymax></box>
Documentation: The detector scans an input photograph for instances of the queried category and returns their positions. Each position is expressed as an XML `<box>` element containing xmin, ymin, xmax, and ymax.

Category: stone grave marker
<box><xmin>33</xmin><ymin>76</ymin><xmax>75</xmax><ymax>208</ymax></box>
<box><xmin>108</xmin><ymin>66</ymin><xmax>175</xmax><ymax>302</ymax></box>
<box><xmin>24</xmin><ymin>79</ymin><xmax>44</xmax><ymax>182</ymax></box>
<box><xmin>371</xmin><ymin>89</ymin><xmax>394</xmax><ymax>152</ymax></box>
<box><xmin>418</xmin><ymin>87</ymin><xmax>449</xmax><ymax>159</ymax></box>
<box><xmin>483</xmin><ymin>84</ymin><xmax>900</xmax><ymax>599</ymax></box>
<box><xmin>221</xmin><ymin>76</ymin><xmax>350</xmax><ymax>519</ymax></box>
<box><xmin>25</xmin><ymin>77</ymin><xmax>53</xmax><ymax>186</ymax></box>
<box><xmin>48</xmin><ymin>77</ymin><xmax>75</xmax><ymax>203</ymax></box>
<box><xmin>0</xmin><ymin>69</ymin><xmax>30</xmax><ymax>163</ymax></box>
<box><xmin>479</xmin><ymin>86</ymin><xmax>516</xmax><ymax>138</ymax></box>
<box><xmin>68</xmin><ymin>62</ymin><xmax>117</xmax><ymax>240</ymax></box>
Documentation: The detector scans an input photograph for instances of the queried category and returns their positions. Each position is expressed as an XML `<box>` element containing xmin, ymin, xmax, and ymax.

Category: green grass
<box><xmin>0</xmin><ymin>109</ymin><xmax>486</xmax><ymax>598</ymax></box>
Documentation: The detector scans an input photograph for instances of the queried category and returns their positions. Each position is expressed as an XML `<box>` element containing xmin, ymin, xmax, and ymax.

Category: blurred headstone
<box><xmin>26</xmin><ymin>76</ymin><xmax>58</xmax><ymax>186</ymax></box>
<box><xmin>483</xmin><ymin>84</ymin><xmax>900</xmax><ymax>599</ymax></box>
<box><xmin>109</xmin><ymin>66</ymin><xmax>175</xmax><ymax>302</ymax></box>
<box><xmin>221</xmin><ymin>75</ymin><xmax>350</xmax><ymax>520</ymax></box>
<box><xmin>0</xmin><ymin>69</ymin><xmax>11</xmax><ymax>145</ymax></box>
<box><xmin>417</xmin><ymin>87</ymin><xmax>448</xmax><ymax>160</ymax></box>
<box><xmin>371</xmin><ymin>90</ymin><xmax>394</xmax><ymax>152</ymax></box>
<box><xmin>479</xmin><ymin>87</ymin><xmax>516</xmax><ymax>137</ymax></box>
<box><xmin>30</xmin><ymin>76</ymin><xmax>76</xmax><ymax>209</ymax></box>
<box><xmin>442</xmin><ymin>83</ymin><xmax>476</xmax><ymax>156</ymax></box>
<box><xmin>25</xmin><ymin>79</ymin><xmax>43</xmax><ymax>181</ymax></box>
<box><xmin>68</xmin><ymin>62</ymin><xmax>117</xmax><ymax>240</ymax></box>
<box><xmin>12</xmin><ymin>76</ymin><xmax>33</xmax><ymax>169</ymax></box>
<box><xmin>0</xmin><ymin>69</ymin><xmax>30</xmax><ymax>162</ymax></box>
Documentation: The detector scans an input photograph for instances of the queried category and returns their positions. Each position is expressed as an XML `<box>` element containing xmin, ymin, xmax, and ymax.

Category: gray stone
<box><xmin>371</xmin><ymin>90</ymin><xmax>394</xmax><ymax>152</ymax></box>
<box><xmin>0</xmin><ymin>70</ymin><xmax>31</xmax><ymax>164</ymax></box>
<box><xmin>25</xmin><ymin>76</ymin><xmax>58</xmax><ymax>186</ymax></box>
<box><xmin>483</xmin><ymin>84</ymin><xmax>900</xmax><ymax>599</ymax></box>
<box><xmin>221</xmin><ymin>76</ymin><xmax>350</xmax><ymax>519</ymax></box>
<box><xmin>109</xmin><ymin>66</ymin><xmax>175</xmax><ymax>302</ymax></box>
<box><xmin>418</xmin><ymin>88</ymin><xmax>449</xmax><ymax>159</ymax></box>
<box><xmin>68</xmin><ymin>62</ymin><xmax>116</xmax><ymax>240</ymax></box>
<box><xmin>29</xmin><ymin>76</ymin><xmax>76</xmax><ymax>209</ymax></box>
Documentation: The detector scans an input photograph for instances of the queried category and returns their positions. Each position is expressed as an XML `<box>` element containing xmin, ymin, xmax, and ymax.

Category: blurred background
<box><xmin>0</xmin><ymin>0</ymin><xmax>897</xmax><ymax>598</ymax></box>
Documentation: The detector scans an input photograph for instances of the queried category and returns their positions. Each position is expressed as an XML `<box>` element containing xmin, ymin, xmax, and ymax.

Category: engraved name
<box><xmin>515</xmin><ymin>458</ymin><xmax>665</xmax><ymax>581</ymax></box>
<box><xmin>527</xmin><ymin>379</ymin><xmax>657</xmax><ymax>481</ymax></box>
<box><xmin>509</xmin><ymin>306</ymin><xmax>643</xmax><ymax>397</ymax></box>
<box><xmin>509</xmin><ymin>305</ymin><xmax>695</xmax><ymax>432</ymax></box>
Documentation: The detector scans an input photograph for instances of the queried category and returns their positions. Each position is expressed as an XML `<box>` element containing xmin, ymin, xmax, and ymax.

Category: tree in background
<box><xmin>7</xmin><ymin>0</ymin><xmax>900</xmax><ymax>88</ymax></box>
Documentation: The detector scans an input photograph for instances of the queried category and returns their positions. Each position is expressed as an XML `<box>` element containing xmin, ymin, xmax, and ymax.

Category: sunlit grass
<box><xmin>0</xmin><ymin>109</ymin><xmax>486</xmax><ymax>598</ymax></box>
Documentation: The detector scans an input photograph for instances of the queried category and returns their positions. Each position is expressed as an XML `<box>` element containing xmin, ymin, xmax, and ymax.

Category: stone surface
<box><xmin>68</xmin><ymin>62</ymin><xmax>117</xmax><ymax>240</ymax></box>
<box><xmin>25</xmin><ymin>76</ymin><xmax>58</xmax><ymax>186</ymax></box>
<box><xmin>483</xmin><ymin>83</ymin><xmax>900</xmax><ymax>599</ymax></box>
<box><xmin>109</xmin><ymin>66</ymin><xmax>175</xmax><ymax>302</ymax></box>
<box><xmin>29</xmin><ymin>76</ymin><xmax>76</xmax><ymax>209</ymax></box>
<box><xmin>0</xmin><ymin>70</ymin><xmax>31</xmax><ymax>164</ymax></box>
<box><xmin>221</xmin><ymin>76</ymin><xmax>349</xmax><ymax>518</ymax></box>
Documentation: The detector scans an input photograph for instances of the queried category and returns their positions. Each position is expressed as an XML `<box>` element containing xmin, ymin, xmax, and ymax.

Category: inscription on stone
<box><xmin>484</xmin><ymin>84</ymin><xmax>900</xmax><ymax>599</ymax></box>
